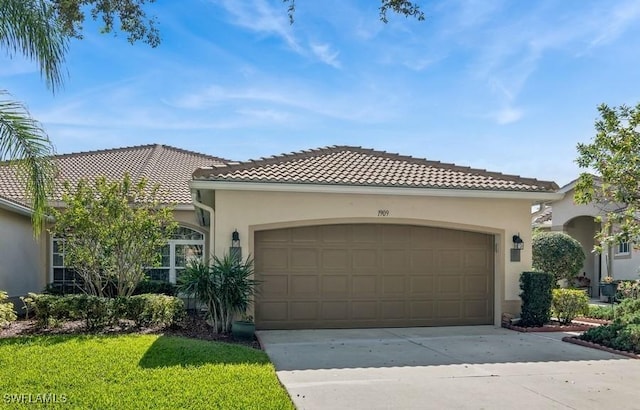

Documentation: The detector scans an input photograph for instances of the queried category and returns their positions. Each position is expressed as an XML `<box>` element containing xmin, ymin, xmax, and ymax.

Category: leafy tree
<box><xmin>532</xmin><ymin>232</ymin><xmax>585</xmax><ymax>283</ymax></box>
<box><xmin>284</xmin><ymin>0</ymin><xmax>425</xmax><ymax>23</ymax></box>
<box><xmin>50</xmin><ymin>174</ymin><xmax>177</xmax><ymax>297</ymax></box>
<box><xmin>1</xmin><ymin>0</ymin><xmax>67</xmax><ymax>235</ymax></box>
<box><xmin>575</xmin><ymin>103</ymin><xmax>640</xmax><ymax>253</ymax></box>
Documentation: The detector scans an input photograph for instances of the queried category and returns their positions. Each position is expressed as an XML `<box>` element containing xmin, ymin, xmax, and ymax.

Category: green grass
<box><xmin>0</xmin><ymin>335</ymin><xmax>294</xmax><ymax>409</ymax></box>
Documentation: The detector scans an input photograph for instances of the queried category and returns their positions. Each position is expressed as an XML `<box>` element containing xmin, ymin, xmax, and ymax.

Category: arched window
<box><xmin>51</xmin><ymin>226</ymin><xmax>205</xmax><ymax>287</ymax></box>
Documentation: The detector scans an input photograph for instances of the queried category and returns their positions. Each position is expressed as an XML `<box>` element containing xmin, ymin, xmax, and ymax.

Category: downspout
<box><xmin>191</xmin><ymin>189</ymin><xmax>215</xmax><ymax>259</ymax></box>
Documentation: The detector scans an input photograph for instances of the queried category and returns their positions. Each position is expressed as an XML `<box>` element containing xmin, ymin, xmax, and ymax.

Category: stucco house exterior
<box><xmin>0</xmin><ymin>144</ymin><xmax>226</xmax><ymax>305</ymax></box>
<box><xmin>190</xmin><ymin>146</ymin><xmax>559</xmax><ymax>329</ymax></box>
<box><xmin>534</xmin><ymin>177</ymin><xmax>640</xmax><ymax>298</ymax></box>
<box><xmin>1</xmin><ymin>144</ymin><xmax>560</xmax><ymax>328</ymax></box>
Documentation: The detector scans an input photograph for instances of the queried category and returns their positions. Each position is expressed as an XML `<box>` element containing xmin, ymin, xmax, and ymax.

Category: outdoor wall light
<box><xmin>230</xmin><ymin>229</ymin><xmax>242</xmax><ymax>262</ymax></box>
<box><xmin>231</xmin><ymin>230</ymin><xmax>240</xmax><ymax>248</ymax></box>
<box><xmin>512</xmin><ymin>234</ymin><xmax>524</xmax><ymax>250</ymax></box>
<box><xmin>510</xmin><ymin>233</ymin><xmax>523</xmax><ymax>262</ymax></box>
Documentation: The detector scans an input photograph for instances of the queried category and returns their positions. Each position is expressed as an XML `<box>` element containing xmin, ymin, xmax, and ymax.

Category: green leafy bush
<box><xmin>134</xmin><ymin>280</ymin><xmax>177</xmax><ymax>296</ymax></box>
<box><xmin>532</xmin><ymin>232</ymin><xmax>585</xmax><ymax>282</ymax></box>
<box><xmin>586</xmin><ymin>305</ymin><xmax>615</xmax><ymax>320</ymax></box>
<box><xmin>580</xmin><ymin>298</ymin><xmax>640</xmax><ymax>353</ymax></box>
<box><xmin>24</xmin><ymin>293</ymin><xmax>184</xmax><ymax>330</ymax></box>
<box><xmin>552</xmin><ymin>289</ymin><xmax>589</xmax><ymax>324</ymax></box>
<box><xmin>127</xmin><ymin>294</ymin><xmax>185</xmax><ymax>327</ymax></box>
<box><xmin>617</xmin><ymin>280</ymin><xmax>640</xmax><ymax>300</ymax></box>
<box><xmin>519</xmin><ymin>271</ymin><xmax>554</xmax><ymax>326</ymax></box>
<box><xmin>581</xmin><ymin>322</ymin><xmax>625</xmax><ymax>349</ymax></box>
<box><xmin>0</xmin><ymin>291</ymin><xmax>17</xmax><ymax>327</ymax></box>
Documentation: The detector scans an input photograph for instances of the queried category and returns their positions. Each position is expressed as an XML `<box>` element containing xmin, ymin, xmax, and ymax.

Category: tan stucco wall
<box><xmin>209</xmin><ymin>189</ymin><xmax>536</xmax><ymax>325</ymax></box>
<box><xmin>0</xmin><ymin>209</ymin><xmax>46</xmax><ymax>298</ymax></box>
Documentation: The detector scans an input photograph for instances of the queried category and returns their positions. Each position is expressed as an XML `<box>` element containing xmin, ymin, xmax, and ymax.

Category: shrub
<box><xmin>616</xmin><ymin>299</ymin><xmax>640</xmax><ymax>323</ymax></box>
<box><xmin>0</xmin><ymin>291</ymin><xmax>17</xmax><ymax>327</ymax></box>
<box><xmin>23</xmin><ymin>293</ymin><xmax>184</xmax><ymax>330</ymax></box>
<box><xmin>126</xmin><ymin>294</ymin><xmax>184</xmax><ymax>327</ymax></box>
<box><xmin>178</xmin><ymin>254</ymin><xmax>258</xmax><ymax>334</ymax></box>
<box><xmin>133</xmin><ymin>280</ymin><xmax>177</xmax><ymax>296</ymax></box>
<box><xmin>519</xmin><ymin>271</ymin><xmax>554</xmax><ymax>326</ymax></box>
<box><xmin>552</xmin><ymin>289</ymin><xmax>589</xmax><ymax>324</ymax></box>
<box><xmin>532</xmin><ymin>232</ymin><xmax>585</xmax><ymax>282</ymax></box>
<box><xmin>586</xmin><ymin>305</ymin><xmax>615</xmax><ymax>320</ymax></box>
<box><xmin>617</xmin><ymin>280</ymin><xmax>640</xmax><ymax>300</ymax></box>
<box><xmin>581</xmin><ymin>322</ymin><xmax>625</xmax><ymax>349</ymax></box>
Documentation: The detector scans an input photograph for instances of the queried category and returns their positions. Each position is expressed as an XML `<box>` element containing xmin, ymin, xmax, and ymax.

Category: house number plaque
<box><xmin>377</xmin><ymin>209</ymin><xmax>390</xmax><ymax>216</ymax></box>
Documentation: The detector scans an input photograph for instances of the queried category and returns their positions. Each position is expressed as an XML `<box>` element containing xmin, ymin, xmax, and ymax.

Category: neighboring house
<box><xmin>0</xmin><ymin>144</ymin><xmax>560</xmax><ymax>328</ymax></box>
<box><xmin>0</xmin><ymin>144</ymin><xmax>227</xmax><ymax>304</ymax></box>
<box><xmin>536</xmin><ymin>177</ymin><xmax>639</xmax><ymax>297</ymax></box>
<box><xmin>190</xmin><ymin>146</ymin><xmax>559</xmax><ymax>329</ymax></box>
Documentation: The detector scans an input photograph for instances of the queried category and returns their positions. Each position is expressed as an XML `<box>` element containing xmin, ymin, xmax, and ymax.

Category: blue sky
<box><xmin>4</xmin><ymin>0</ymin><xmax>640</xmax><ymax>187</ymax></box>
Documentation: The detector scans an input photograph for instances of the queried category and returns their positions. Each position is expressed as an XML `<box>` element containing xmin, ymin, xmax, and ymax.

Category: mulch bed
<box><xmin>562</xmin><ymin>336</ymin><xmax>640</xmax><ymax>359</ymax></box>
<box><xmin>0</xmin><ymin>316</ymin><xmax>261</xmax><ymax>350</ymax></box>
<box><xmin>503</xmin><ymin>321</ymin><xmax>597</xmax><ymax>333</ymax></box>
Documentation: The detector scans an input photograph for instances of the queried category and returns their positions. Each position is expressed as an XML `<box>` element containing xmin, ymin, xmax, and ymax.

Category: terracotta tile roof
<box><xmin>194</xmin><ymin>146</ymin><xmax>559</xmax><ymax>192</ymax></box>
<box><xmin>0</xmin><ymin>144</ymin><xmax>227</xmax><ymax>206</ymax></box>
<box><xmin>532</xmin><ymin>205</ymin><xmax>553</xmax><ymax>226</ymax></box>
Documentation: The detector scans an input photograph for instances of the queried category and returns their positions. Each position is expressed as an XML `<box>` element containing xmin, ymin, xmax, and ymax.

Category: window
<box><xmin>616</xmin><ymin>241</ymin><xmax>631</xmax><ymax>256</ymax></box>
<box><xmin>51</xmin><ymin>226</ymin><xmax>205</xmax><ymax>286</ymax></box>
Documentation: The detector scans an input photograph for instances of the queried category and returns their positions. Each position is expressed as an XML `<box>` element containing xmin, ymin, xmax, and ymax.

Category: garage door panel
<box><xmin>438</xmin><ymin>250</ymin><xmax>463</xmax><ymax>271</ymax></box>
<box><xmin>382</xmin><ymin>276</ymin><xmax>406</xmax><ymax>294</ymax></box>
<box><xmin>351</xmin><ymin>225</ymin><xmax>378</xmax><ymax>242</ymax></box>
<box><xmin>290</xmin><ymin>275</ymin><xmax>319</xmax><ymax>296</ymax></box>
<box><xmin>255</xmin><ymin>224</ymin><xmax>493</xmax><ymax>329</ymax></box>
<box><xmin>438</xmin><ymin>276</ymin><xmax>462</xmax><ymax>294</ymax></box>
<box><xmin>290</xmin><ymin>302</ymin><xmax>319</xmax><ymax>321</ymax></box>
<box><xmin>261</xmin><ymin>275</ymin><xmax>289</xmax><ymax>296</ymax></box>
<box><xmin>352</xmin><ymin>249</ymin><xmax>378</xmax><ymax>270</ymax></box>
<box><xmin>321</xmin><ymin>225</ymin><xmax>349</xmax><ymax>243</ymax></box>
<box><xmin>382</xmin><ymin>249</ymin><xmax>408</xmax><ymax>270</ymax></box>
<box><xmin>322</xmin><ymin>275</ymin><xmax>349</xmax><ymax>296</ymax></box>
<box><xmin>291</xmin><ymin>248</ymin><xmax>318</xmax><ymax>269</ymax></box>
<box><xmin>322</xmin><ymin>301</ymin><xmax>349</xmax><ymax>320</ymax></box>
<box><xmin>352</xmin><ymin>275</ymin><xmax>377</xmax><ymax>296</ymax></box>
<box><xmin>351</xmin><ymin>301</ymin><xmax>377</xmax><ymax>320</ymax></box>
<box><xmin>381</xmin><ymin>300</ymin><xmax>407</xmax><ymax>319</ymax></box>
<box><xmin>322</xmin><ymin>249</ymin><xmax>349</xmax><ymax>270</ymax></box>
<box><xmin>258</xmin><ymin>247</ymin><xmax>288</xmax><ymax>270</ymax></box>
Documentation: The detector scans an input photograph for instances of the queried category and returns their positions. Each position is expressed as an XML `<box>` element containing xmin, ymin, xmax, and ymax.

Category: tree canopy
<box><xmin>574</xmin><ymin>103</ymin><xmax>640</xmax><ymax>253</ymax></box>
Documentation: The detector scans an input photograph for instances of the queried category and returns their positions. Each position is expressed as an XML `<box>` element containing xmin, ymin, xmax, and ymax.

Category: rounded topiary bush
<box><xmin>532</xmin><ymin>232</ymin><xmax>585</xmax><ymax>282</ymax></box>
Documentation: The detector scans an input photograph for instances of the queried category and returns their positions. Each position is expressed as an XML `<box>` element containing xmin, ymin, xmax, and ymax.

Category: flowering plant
<box><xmin>601</xmin><ymin>276</ymin><xmax>615</xmax><ymax>284</ymax></box>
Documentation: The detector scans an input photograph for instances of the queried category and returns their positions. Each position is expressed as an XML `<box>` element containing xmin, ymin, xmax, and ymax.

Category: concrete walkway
<box><xmin>258</xmin><ymin>326</ymin><xmax>640</xmax><ymax>410</ymax></box>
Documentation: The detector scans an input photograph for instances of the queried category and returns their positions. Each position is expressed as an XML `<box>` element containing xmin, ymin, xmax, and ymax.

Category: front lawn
<box><xmin>0</xmin><ymin>334</ymin><xmax>293</xmax><ymax>409</ymax></box>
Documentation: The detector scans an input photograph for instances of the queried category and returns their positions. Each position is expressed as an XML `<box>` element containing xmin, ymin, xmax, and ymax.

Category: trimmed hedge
<box><xmin>520</xmin><ymin>271</ymin><xmax>554</xmax><ymax>326</ymax></box>
<box><xmin>24</xmin><ymin>293</ymin><xmax>184</xmax><ymax>330</ymax></box>
<box><xmin>0</xmin><ymin>291</ymin><xmax>17</xmax><ymax>327</ymax></box>
<box><xmin>552</xmin><ymin>289</ymin><xmax>589</xmax><ymax>324</ymax></box>
<box><xmin>532</xmin><ymin>232</ymin><xmax>585</xmax><ymax>282</ymax></box>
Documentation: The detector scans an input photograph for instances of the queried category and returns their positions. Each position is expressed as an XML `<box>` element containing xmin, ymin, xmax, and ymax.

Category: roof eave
<box><xmin>0</xmin><ymin>198</ymin><xmax>32</xmax><ymax>216</ymax></box>
<box><xmin>189</xmin><ymin>180</ymin><xmax>563</xmax><ymax>201</ymax></box>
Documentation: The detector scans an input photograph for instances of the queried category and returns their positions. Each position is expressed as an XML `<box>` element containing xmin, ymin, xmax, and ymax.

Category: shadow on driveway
<box><xmin>257</xmin><ymin>325</ymin><xmax>624</xmax><ymax>371</ymax></box>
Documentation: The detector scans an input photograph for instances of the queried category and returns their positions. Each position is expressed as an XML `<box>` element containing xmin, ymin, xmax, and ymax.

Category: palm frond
<box><xmin>0</xmin><ymin>90</ymin><xmax>56</xmax><ymax>235</ymax></box>
<box><xmin>0</xmin><ymin>0</ymin><xmax>68</xmax><ymax>91</ymax></box>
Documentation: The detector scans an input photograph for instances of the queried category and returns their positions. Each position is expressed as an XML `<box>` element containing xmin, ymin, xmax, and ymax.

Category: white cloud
<box><xmin>309</xmin><ymin>43</ymin><xmax>341</xmax><ymax>68</ymax></box>
<box><xmin>494</xmin><ymin>106</ymin><xmax>523</xmax><ymax>125</ymax></box>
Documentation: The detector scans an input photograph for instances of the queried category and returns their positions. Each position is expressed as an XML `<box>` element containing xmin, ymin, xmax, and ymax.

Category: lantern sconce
<box><xmin>511</xmin><ymin>233</ymin><xmax>523</xmax><ymax>262</ymax></box>
<box><xmin>230</xmin><ymin>229</ymin><xmax>242</xmax><ymax>261</ymax></box>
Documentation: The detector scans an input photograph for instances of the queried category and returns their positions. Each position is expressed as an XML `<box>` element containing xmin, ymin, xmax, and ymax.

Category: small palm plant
<box><xmin>178</xmin><ymin>254</ymin><xmax>258</xmax><ymax>334</ymax></box>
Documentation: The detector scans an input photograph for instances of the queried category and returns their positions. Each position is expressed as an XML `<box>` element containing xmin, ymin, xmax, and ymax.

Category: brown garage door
<box><xmin>254</xmin><ymin>224</ymin><xmax>494</xmax><ymax>330</ymax></box>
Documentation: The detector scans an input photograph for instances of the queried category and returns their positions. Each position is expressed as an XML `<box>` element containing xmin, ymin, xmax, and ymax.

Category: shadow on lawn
<box><xmin>138</xmin><ymin>335</ymin><xmax>270</xmax><ymax>369</ymax></box>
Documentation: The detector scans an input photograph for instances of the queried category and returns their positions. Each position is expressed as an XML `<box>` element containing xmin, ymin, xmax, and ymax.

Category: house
<box><xmin>0</xmin><ymin>144</ymin><xmax>227</xmax><ymax>305</ymax></box>
<box><xmin>0</xmin><ymin>144</ymin><xmax>560</xmax><ymax>328</ymax></box>
<box><xmin>190</xmin><ymin>146</ymin><xmax>559</xmax><ymax>329</ymax></box>
<box><xmin>535</xmin><ymin>177</ymin><xmax>640</xmax><ymax>298</ymax></box>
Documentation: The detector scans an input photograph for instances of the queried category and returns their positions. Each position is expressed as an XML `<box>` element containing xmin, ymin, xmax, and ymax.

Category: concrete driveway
<box><xmin>257</xmin><ymin>326</ymin><xmax>640</xmax><ymax>409</ymax></box>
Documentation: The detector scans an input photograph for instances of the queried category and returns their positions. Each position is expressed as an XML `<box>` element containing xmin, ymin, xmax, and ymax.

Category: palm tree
<box><xmin>0</xmin><ymin>0</ymin><xmax>68</xmax><ymax>234</ymax></box>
